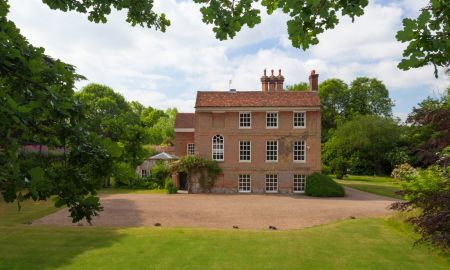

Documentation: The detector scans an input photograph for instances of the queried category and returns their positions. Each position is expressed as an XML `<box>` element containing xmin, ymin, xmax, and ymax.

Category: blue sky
<box><xmin>8</xmin><ymin>0</ymin><xmax>449</xmax><ymax>120</ymax></box>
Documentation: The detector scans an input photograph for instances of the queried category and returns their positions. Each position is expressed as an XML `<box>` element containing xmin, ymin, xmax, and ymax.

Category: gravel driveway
<box><xmin>34</xmin><ymin>188</ymin><xmax>397</xmax><ymax>230</ymax></box>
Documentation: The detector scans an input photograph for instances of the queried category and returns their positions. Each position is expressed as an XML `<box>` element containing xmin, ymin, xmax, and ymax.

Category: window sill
<box><xmin>265</xmin><ymin>160</ymin><xmax>278</xmax><ymax>163</ymax></box>
<box><xmin>293</xmin><ymin>191</ymin><xmax>305</xmax><ymax>194</ymax></box>
<box><xmin>239</xmin><ymin>160</ymin><xmax>251</xmax><ymax>163</ymax></box>
<box><xmin>293</xmin><ymin>160</ymin><xmax>306</xmax><ymax>163</ymax></box>
<box><xmin>238</xmin><ymin>190</ymin><xmax>251</xmax><ymax>193</ymax></box>
<box><xmin>266</xmin><ymin>127</ymin><xmax>278</xmax><ymax>129</ymax></box>
<box><xmin>238</xmin><ymin>127</ymin><xmax>252</xmax><ymax>129</ymax></box>
<box><xmin>265</xmin><ymin>190</ymin><xmax>278</xmax><ymax>193</ymax></box>
<box><xmin>293</xmin><ymin>126</ymin><xmax>306</xmax><ymax>129</ymax></box>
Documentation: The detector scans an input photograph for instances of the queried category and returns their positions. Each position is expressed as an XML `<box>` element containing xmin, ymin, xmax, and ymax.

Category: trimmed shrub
<box><xmin>165</xmin><ymin>178</ymin><xmax>177</xmax><ymax>194</ymax></box>
<box><xmin>305</xmin><ymin>173</ymin><xmax>345</xmax><ymax>197</ymax></box>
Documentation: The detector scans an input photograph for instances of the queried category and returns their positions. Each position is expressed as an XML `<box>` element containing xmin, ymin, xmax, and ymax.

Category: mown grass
<box><xmin>335</xmin><ymin>175</ymin><xmax>403</xmax><ymax>199</ymax></box>
<box><xmin>1</xmin><ymin>192</ymin><xmax>450</xmax><ymax>269</ymax></box>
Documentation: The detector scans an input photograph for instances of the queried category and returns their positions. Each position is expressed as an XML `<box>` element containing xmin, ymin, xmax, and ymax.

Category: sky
<box><xmin>8</xmin><ymin>0</ymin><xmax>449</xmax><ymax>120</ymax></box>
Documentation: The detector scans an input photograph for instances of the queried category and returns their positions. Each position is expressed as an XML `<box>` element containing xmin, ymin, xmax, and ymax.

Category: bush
<box><xmin>165</xmin><ymin>178</ymin><xmax>177</xmax><ymax>194</ymax></box>
<box><xmin>151</xmin><ymin>162</ymin><xmax>170</xmax><ymax>188</ymax></box>
<box><xmin>391</xmin><ymin>163</ymin><xmax>417</xmax><ymax>180</ymax></box>
<box><xmin>305</xmin><ymin>173</ymin><xmax>345</xmax><ymax>197</ymax></box>
<box><xmin>390</xmin><ymin>166</ymin><xmax>450</xmax><ymax>249</ymax></box>
<box><xmin>330</xmin><ymin>157</ymin><xmax>348</xmax><ymax>179</ymax></box>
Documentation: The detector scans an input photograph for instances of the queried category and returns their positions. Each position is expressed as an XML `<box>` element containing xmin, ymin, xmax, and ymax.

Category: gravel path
<box><xmin>33</xmin><ymin>188</ymin><xmax>397</xmax><ymax>230</ymax></box>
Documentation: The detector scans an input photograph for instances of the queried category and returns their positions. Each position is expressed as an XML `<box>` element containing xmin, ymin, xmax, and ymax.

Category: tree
<box><xmin>285</xmin><ymin>82</ymin><xmax>308</xmax><ymax>91</ymax></box>
<box><xmin>37</xmin><ymin>0</ymin><xmax>449</xmax><ymax>76</ymax></box>
<box><xmin>406</xmin><ymin>88</ymin><xmax>450</xmax><ymax>167</ymax></box>
<box><xmin>323</xmin><ymin>115</ymin><xmax>402</xmax><ymax>175</ymax></box>
<box><xmin>0</xmin><ymin>3</ymin><xmax>113</xmax><ymax>222</ymax></box>
<box><xmin>347</xmin><ymin>77</ymin><xmax>393</xmax><ymax>118</ymax></box>
<box><xmin>317</xmin><ymin>79</ymin><xmax>350</xmax><ymax>140</ymax></box>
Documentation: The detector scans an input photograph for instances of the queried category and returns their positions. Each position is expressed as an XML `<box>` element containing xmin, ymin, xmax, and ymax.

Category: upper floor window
<box><xmin>293</xmin><ymin>112</ymin><xmax>306</xmax><ymax>128</ymax></box>
<box><xmin>266</xmin><ymin>112</ymin><xmax>278</xmax><ymax>128</ymax></box>
<box><xmin>239</xmin><ymin>141</ymin><xmax>251</xmax><ymax>162</ymax></box>
<box><xmin>239</xmin><ymin>112</ymin><xmax>251</xmax><ymax>128</ymax></box>
<box><xmin>212</xmin><ymin>135</ymin><xmax>224</xmax><ymax>161</ymax></box>
<box><xmin>293</xmin><ymin>140</ymin><xmax>306</xmax><ymax>162</ymax></box>
<box><xmin>187</xmin><ymin>143</ymin><xmax>195</xmax><ymax>155</ymax></box>
<box><xmin>266</xmin><ymin>140</ymin><xmax>278</xmax><ymax>162</ymax></box>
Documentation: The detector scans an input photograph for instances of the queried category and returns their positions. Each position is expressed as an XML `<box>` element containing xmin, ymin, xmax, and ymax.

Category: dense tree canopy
<box><xmin>285</xmin><ymin>82</ymin><xmax>308</xmax><ymax>91</ymax></box>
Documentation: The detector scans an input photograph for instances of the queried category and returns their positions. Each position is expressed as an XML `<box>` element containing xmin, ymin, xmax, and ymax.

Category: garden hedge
<box><xmin>305</xmin><ymin>173</ymin><xmax>345</xmax><ymax>197</ymax></box>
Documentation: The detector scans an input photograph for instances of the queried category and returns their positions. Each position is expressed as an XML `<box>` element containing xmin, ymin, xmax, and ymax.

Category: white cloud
<box><xmin>7</xmin><ymin>0</ymin><xmax>449</xmax><ymax>117</ymax></box>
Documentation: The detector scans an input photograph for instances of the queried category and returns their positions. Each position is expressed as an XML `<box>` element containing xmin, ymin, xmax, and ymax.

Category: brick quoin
<box><xmin>174</xmin><ymin>69</ymin><xmax>321</xmax><ymax>194</ymax></box>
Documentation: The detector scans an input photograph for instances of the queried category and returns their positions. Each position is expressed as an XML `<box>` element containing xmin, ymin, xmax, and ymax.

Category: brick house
<box><xmin>173</xmin><ymin>69</ymin><xmax>321</xmax><ymax>194</ymax></box>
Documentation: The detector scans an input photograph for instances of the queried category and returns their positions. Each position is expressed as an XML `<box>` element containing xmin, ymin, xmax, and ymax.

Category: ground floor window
<box><xmin>187</xmin><ymin>143</ymin><xmax>195</xmax><ymax>155</ymax></box>
<box><xmin>265</xmin><ymin>174</ymin><xmax>278</xmax><ymax>192</ymax></box>
<box><xmin>141</xmin><ymin>169</ymin><xmax>148</xmax><ymax>178</ymax></box>
<box><xmin>293</xmin><ymin>174</ymin><xmax>306</xmax><ymax>193</ymax></box>
<box><xmin>238</xmin><ymin>174</ymin><xmax>251</xmax><ymax>192</ymax></box>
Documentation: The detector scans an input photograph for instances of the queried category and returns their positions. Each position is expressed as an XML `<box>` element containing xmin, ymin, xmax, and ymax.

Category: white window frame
<box><xmin>293</xmin><ymin>111</ymin><xmax>306</xmax><ymax>128</ymax></box>
<box><xmin>265</xmin><ymin>174</ymin><xmax>278</xmax><ymax>193</ymax></box>
<box><xmin>141</xmin><ymin>169</ymin><xmax>148</xmax><ymax>178</ymax></box>
<box><xmin>293</xmin><ymin>174</ymin><xmax>306</xmax><ymax>193</ymax></box>
<box><xmin>239</xmin><ymin>141</ymin><xmax>251</xmax><ymax>162</ymax></box>
<box><xmin>266</xmin><ymin>111</ymin><xmax>278</xmax><ymax>129</ymax></box>
<box><xmin>293</xmin><ymin>140</ymin><xmax>306</xmax><ymax>163</ymax></box>
<box><xmin>238</xmin><ymin>174</ymin><xmax>251</xmax><ymax>193</ymax></box>
<box><xmin>212</xmin><ymin>135</ymin><xmax>224</xmax><ymax>161</ymax></box>
<box><xmin>187</xmin><ymin>143</ymin><xmax>195</xmax><ymax>156</ymax></box>
<box><xmin>266</xmin><ymin>140</ymin><xmax>278</xmax><ymax>162</ymax></box>
<box><xmin>239</xmin><ymin>112</ymin><xmax>252</xmax><ymax>129</ymax></box>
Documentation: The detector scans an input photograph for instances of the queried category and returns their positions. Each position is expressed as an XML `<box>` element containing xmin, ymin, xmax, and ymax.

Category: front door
<box><xmin>179</xmin><ymin>172</ymin><xmax>188</xmax><ymax>190</ymax></box>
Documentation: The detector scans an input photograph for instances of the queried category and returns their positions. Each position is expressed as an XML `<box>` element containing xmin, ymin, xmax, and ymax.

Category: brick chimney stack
<box><xmin>261</xmin><ymin>69</ymin><xmax>284</xmax><ymax>92</ymax></box>
<box><xmin>309</xmin><ymin>70</ymin><xmax>319</xmax><ymax>92</ymax></box>
<box><xmin>261</xmin><ymin>69</ymin><xmax>269</xmax><ymax>92</ymax></box>
<box><xmin>276</xmin><ymin>69</ymin><xmax>284</xmax><ymax>92</ymax></box>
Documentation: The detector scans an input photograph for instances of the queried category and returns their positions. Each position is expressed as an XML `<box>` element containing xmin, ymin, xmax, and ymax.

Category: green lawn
<box><xmin>335</xmin><ymin>175</ymin><xmax>403</xmax><ymax>199</ymax></box>
<box><xmin>1</xmin><ymin>193</ymin><xmax>449</xmax><ymax>270</ymax></box>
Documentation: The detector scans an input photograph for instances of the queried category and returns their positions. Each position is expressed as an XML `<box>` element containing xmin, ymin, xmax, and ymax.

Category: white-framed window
<box><xmin>293</xmin><ymin>112</ymin><xmax>306</xmax><ymax>128</ymax></box>
<box><xmin>266</xmin><ymin>112</ymin><xmax>278</xmax><ymax>128</ymax></box>
<box><xmin>141</xmin><ymin>169</ymin><xmax>148</xmax><ymax>178</ymax></box>
<box><xmin>212</xmin><ymin>134</ymin><xmax>224</xmax><ymax>161</ymax></box>
<box><xmin>293</xmin><ymin>140</ymin><xmax>306</xmax><ymax>162</ymax></box>
<box><xmin>239</xmin><ymin>141</ymin><xmax>251</xmax><ymax>162</ymax></box>
<box><xmin>265</xmin><ymin>174</ymin><xmax>278</xmax><ymax>192</ymax></box>
<box><xmin>266</xmin><ymin>140</ymin><xmax>278</xmax><ymax>162</ymax></box>
<box><xmin>238</xmin><ymin>174</ymin><xmax>251</xmax><ymax>193</ymax></box>
<box><xmin>293</xmin><ymin>174</ymin><xmax>306</xmax><ymax>193</ymax></box>
<box><xmin>187</xmin><ymin>143</ymin><xmax>195</xmax><ymax>155</ymax></box>
<box><xmin>239</xmin><ymin>112</ymin><xmax>251</xmax><ymax>128</ymax></box>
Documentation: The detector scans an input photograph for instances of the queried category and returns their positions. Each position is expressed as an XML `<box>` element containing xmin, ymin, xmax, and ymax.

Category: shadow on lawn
<box><xmin>0</xmin><ymin>199</ymin><xmax>143</xmax><ymax>270</ymax></box>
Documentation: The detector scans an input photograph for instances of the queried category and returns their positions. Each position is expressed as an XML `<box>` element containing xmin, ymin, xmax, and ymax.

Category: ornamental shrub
<box><xmin>305</xmin><ymin>173</ymin><xmax>345</xmax><ymax>197</ymax></box>
<box><xmin>165</xmin><ymin>178</ymin><xmax>177</xmax><ymax>194</ymax></box>
<box><xmin>391</xmin><ymin>163</ymin><xmax>417</xmax><ymax>180</ymax></box>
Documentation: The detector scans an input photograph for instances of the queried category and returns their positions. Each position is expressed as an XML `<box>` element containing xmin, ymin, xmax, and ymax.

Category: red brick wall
<box><xmin>174</xmin><ymin>132</ymin><xmax>194</xmax><ymax>157</ymax></box>
<box><xmin>193</xmin><ymin>110</ymin><xmax>321</xmax><ymax>193</ymax></box>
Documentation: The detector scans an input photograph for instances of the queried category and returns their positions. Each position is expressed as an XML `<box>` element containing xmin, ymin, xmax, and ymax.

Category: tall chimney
<box><xmin>276</xmin><ymin>69</ymin><xmax>284</xmax><ymax>92</ymax></box>
<box><xmin>309</xmin><ymin>70</ymin><xmax>319</xmax><ymax>92</ymax></box>
<box><xmin>268</xmin><ymin>69</ymin><xmax>276</xmax><ymax>92</ymax></box>
<box><xmin>261</xmin><ymin>69</ymin><xmax>269</xmax><ymax>92</ymax></box>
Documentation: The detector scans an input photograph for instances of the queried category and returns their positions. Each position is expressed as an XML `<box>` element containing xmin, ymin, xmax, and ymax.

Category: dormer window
<box><xmin>293</xmin><ymin>112</ymin><xmax>306</xmax><ymax>128</ymax></box>
<box><xmin>266</xmin><ymin>112</ymin><xmax>278</xmax><ymax>128</ymax></box>
<box><xmin>239</xmin><ymin>112</ymin><xmax>251</xmax><ymax>128</ymax></box>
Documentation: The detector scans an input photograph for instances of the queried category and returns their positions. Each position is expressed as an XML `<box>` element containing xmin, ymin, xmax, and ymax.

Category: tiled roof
<box><xmin>149</xmin><ymin>152</ymin><xmax>178</xmax><ymax>160</ymax></box>
<box><xmin>174</xmin><ymin>113</ymin><xmax>195</xmax><ymax>128</ymax></box>
<box><xmin>195</xmin><ymin>91</ymin><xmax>320</xmax><ymax>108</ymax></box>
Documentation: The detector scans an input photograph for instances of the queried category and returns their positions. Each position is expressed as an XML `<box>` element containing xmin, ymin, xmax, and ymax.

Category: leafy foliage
<box><xmin>285</xmin><ymin>82</ymin><xmax>308</xmax><ymax>91</ymax></box>
<box><xmin>390</xmin><ymin>166</ymin><xmax>450</xmax><ymax>249</ymax></box>
<box><xmin>170</xmin><ymin>155</ymin><xmax>222</xmax><ymax>192</ymax></box>
<box><xmin>165</xmin><ymin>177</ymin><xmax>177</xmax><ymax>194</ymax></box>
<box><xmin>406</xmin><ymin>89</ymin><xmax>450</xmax><ymax>167</ymax></box>
<box><xmin>396</xmin><ymin>0</ymin><xmax>450</xmax><ymax>77</ymax></box>
<box><xmin>391</xmin><ymin>163</ymin><xmax>417</xmax><ymax>181</ymax></box>
<box><xmin>0</xmin><ymin>2</ymin><xmax>113</xmax><ymax>223</ymax></box>
<box><xmin>305</xmin><ymin>173</ymin><xmax>345</xmax><ymax>197</ymax></box>
<box><xmin>323</xmin><ymin>115</ymin><xmax>402</xmax><ymax>175</ymax></box>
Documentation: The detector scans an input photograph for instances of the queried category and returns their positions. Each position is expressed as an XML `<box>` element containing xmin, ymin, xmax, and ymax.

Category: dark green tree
<box><xmin>0</xmin><ymin>3</ymin><xmax>114</xmax><ymax>222</ymax></box>
<box><xmin>323</xmin><ymin>115</ymin><xmax>402</xmax><ymax>175</ymax></box>
<box><xmin>348</xmin><ymin>77</ymin><xmax>393</xmax><ymax>118</ymax></box>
